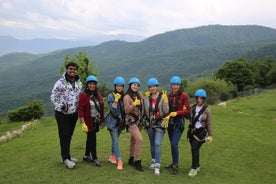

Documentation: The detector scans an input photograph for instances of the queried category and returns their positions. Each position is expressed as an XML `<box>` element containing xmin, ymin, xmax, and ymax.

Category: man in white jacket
<box><xmin>50</xmin><ymin>62</ymin><xmax>82</xmax><ymax>169</ymax></box>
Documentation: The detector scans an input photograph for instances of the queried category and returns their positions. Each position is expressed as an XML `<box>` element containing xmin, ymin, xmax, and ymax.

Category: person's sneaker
<box><xmin>64</xmin><ymin>159</ymin><xmax>75</xmax><ymax>169</ymax></box>
<box><xmin>108</xmin><ymin>155</ymin><xmax>117</xmax><ymax>164</ymax></box>
<box><xmin>117</xmin><ymin>160</ymin><xmax>123</xmax><ymax>170</ymax></box>
<box><xmin>70</xmin><ymin>157</ymin><xmax>78</xmax><ymax>163</ymax></box>
<box><xmin>149</xmin><ymin>159</ymin><xmax>155</xmax><ymax>169</ymax></box>
<box><xmin>83</xmin><ymin>156</ymin><xmax>92</xmax><ymax>163</ymax></box>
<box><xmin>196</xmin><ymin>167</ymin><xmax>200</xmax><ymax>172</ymax></box>
<box><xmin>171</xmin><ymin>164</ymin><xmax>178</xmax><ymax>175</ymax></box>
<box><xmin>93</xmin><ymin>159</ymin><xmax>101</xmax><ymax>167</ymax></box>
<box><xmin>154</xmin><ymin>163</ymin><xmax>160</xmax><ymax>175</ymax></box>
<box><xmin>188</xmin><ymin>169</ymin><xmax>198</xmax><ymax>177</ymax></box>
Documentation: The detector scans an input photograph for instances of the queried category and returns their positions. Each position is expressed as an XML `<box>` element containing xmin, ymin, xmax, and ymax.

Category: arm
<box><xmin>123</xmin><ymin>94</ymin><xmax>135</xmax><ymax>114</ymax></box>
<box><xmin>206</xmin><ymin>108</ymin><xmax>213</xmax><ymax>136</ymax></box>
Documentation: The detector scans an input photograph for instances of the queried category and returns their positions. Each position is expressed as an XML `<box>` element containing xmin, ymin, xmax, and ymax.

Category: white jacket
<box><xmin>50</xmin><ymin>73</ymin><xmax>82</xmax><ymax>114</ymax></box>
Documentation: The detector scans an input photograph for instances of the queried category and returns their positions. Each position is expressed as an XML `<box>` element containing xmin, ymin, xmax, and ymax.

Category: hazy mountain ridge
<box><xmin>1</xmin><ymin>25</ymin><xmax>276</xmax><ymax>115</ymax></box>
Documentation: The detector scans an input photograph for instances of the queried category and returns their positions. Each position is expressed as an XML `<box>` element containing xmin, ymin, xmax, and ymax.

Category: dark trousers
<box><xmin>55</xmin><ymin>111</ymin><xmax>78</xmax><ymax>161</ymax></box>
<box><xmin>85</xmin><ymin>131</ymin><xmax>97</xmax><ymax>160</ymax></box>
<box><xmin>190</xmin><ymin>137</ymin><xmax>204</xmax><ymax>169</ymax></box>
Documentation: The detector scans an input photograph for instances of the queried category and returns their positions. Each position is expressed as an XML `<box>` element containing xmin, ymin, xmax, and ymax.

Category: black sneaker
<box><xmin>170</xmin><ymin>164</ymin><xmax>178</xmax><ymax>175</ymax></box>
<box><xmin>83</xmin><ymin>156</ymin><xmax>92</xmax><ymax>163</ymax></box>
<box><xmin>93</xmin><ymin>159</ymin><xmax>101</xmax><ymax>167</ymax></box>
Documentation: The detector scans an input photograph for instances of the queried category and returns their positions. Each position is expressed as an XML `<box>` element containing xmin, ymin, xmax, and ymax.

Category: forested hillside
<box><xmin>1</xmin><ymin>25</ymin><xmax>276</xmax><ymax>115</ymax></box>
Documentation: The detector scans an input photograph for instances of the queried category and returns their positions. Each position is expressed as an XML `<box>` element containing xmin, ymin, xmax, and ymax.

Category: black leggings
<box><xmin>85</xmin><ymin>131</ymin><xmax>97</xmax><ymax>160</ymax></box>
<box><xmin>190</xmin><ymin>138</ymin><xmax>204</xmax><ymax>169</ymax></box>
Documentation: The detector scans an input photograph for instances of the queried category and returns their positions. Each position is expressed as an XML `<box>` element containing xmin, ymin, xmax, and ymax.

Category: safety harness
<box><xmin>187</xmin><ymin>104</ymin><xmax>208</xmax><ymax>142</ymax></box>
<box><xmin>148</xmin><ymin>92</ymin><xmax>162</xmax><ymax>128</ymax></box>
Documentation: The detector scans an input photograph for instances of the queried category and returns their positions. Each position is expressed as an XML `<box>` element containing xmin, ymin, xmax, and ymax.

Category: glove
<box><xmin>162</xmin><ymin>91</ymin><xmax>168</xmax><ymax>104</ymax></box>
<box><xmin>81</xmin><ymin>123</ymin><xmax>88</xmax><ymax>133</ymax></box>
<box><xmin>170</xmin><ymin>112</ymin><xmax>177</xmax><ymax>117</ymax></box>
<box><xmin>161</xmin><ymin>115</ymin><xmax>170</xmax><ymax>128</ymax></box>
<box><xmin>145</xmin><ymin>91</ymin><xmax>150</xmax><ymax>97</ymax></box>
<box><xmin>133</xmin><ymin>97</ymin><xmax>141</xmax><ymax>106</ymax></box>
<box><xmin>207</xmin><ymin>136</ymin><xmax>213</xmax><ymax>144</ymax></box>
<box><xmin>113</xmin><ymin>92</ymin><xmax>121</xmax><ymax>102</ymax></box>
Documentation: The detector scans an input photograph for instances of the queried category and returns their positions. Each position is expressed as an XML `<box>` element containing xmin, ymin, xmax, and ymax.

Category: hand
<box><xmin>81</xmin><ymin>123</ymin><xmax>88</xmax><ymax>133</ymax></box>
<box><xmin>161</xmin><ymin>115</ymin><xmax>170</xmax><ymax>128</ymax></box>
<box><xmin>145</xmin><ymin>91</ymin><xmax>150</xmax><ymax>97</ymax></box>
<box><xmin>170</xmin><ymin>112</ymin><xmax>177</xmax><ymax>117</ymax></box>
<box><xmin>133</xmin><ymin>97</ymin><xmax>141</xmax><ymax>106</ymax></box>
<box><xmin>113</xmin><ymin>92</ymin><xmax>121</xmax><ymax>102</ymax></box>
<box><xmin>207</xmin><ymin>136</ymin><xmax>213</xmax><ymax>144</ymax></box>
<box><xmin>162</xmin><ymin>90</ymin><xmax>168</xmax><ymax>104</ymax></box>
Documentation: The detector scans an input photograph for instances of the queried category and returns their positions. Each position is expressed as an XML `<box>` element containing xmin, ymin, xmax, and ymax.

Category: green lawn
<box><xmin>0</xmin><ymin>90</ymin><xmax>275</xmax><ymax>184</ymax></box>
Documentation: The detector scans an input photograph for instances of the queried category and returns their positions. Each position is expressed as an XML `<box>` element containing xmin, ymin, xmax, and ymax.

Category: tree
<box><xmin>215</xmin><ymin>58</ymin><xmax>255</xmax><ymax>91</ymax></box>
<box><xmin>60</xmin><ymin>51</ymin><xmax>98</xmax><ymax>86</ymax></box>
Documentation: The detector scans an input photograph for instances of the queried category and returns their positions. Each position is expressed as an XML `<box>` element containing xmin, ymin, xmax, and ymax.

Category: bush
<box><xmin>185</xmin><ymin>78</ymin><xmax>237</xmax><ymax>105</ymax></box>
<box><xmin>8</xmin><ymin>100</ymin><xmax>45</xmax><ymax>122</ymax></box>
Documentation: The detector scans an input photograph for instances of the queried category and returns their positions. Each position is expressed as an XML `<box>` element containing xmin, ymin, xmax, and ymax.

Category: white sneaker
<box><xmin>70</xmin><ymin>157</ymin><xmax>78</xmax><ymax>163</ymax></box>
<box><xmin>60</xmin><ymin>157</ymin><xmax>78</xmax><ymax>163</ymax></box>
<box><xmin>149</xmin><ymin>159</ymin><xmax>155</xmax><ymax>169</ymax></box>
<box><xmin>64</xmin><ymin>159</ymin><xmax>76</xmax><ymax>169</ymax></box>
<box><xmin>154</xmin><ymin>163</ymin><xmax>160</xmax><ymax>175</ymax></box>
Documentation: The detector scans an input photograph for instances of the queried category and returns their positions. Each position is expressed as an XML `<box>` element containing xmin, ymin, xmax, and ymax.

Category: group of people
<box><xmin>50</xmin><ymin>62</ymin><xmax>213</xmax><ymax>177</ymax></box>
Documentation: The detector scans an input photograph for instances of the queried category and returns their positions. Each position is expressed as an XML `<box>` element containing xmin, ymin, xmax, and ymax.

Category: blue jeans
<box><xmin>167</xmin><ymin>119</ymin><xmax>185</xmax><ymax>165</ymax></box>
<box><xmin>147</xmin><ymin>127</ymin><xmax>165</xmax><ymax>164</ymax></box>
<box><xmin>109</xmin><ymin>127</ymin><xmax>121</xmax><ymax>160</ymax></box>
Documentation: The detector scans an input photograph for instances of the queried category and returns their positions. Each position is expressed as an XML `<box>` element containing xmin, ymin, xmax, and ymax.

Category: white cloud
<box><xmin>0</xmin><ymin>0</ymin><xmax>275</xmax><ymax>39</ymax></box>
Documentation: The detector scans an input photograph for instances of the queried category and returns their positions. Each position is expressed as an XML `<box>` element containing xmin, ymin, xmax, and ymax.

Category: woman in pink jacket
<box><xmin>123</xmin><ymin>77</ymin><xmax>144</xmax><ymax>171</ymax></box>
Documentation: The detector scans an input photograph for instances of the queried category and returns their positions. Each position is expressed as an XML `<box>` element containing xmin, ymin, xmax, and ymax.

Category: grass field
<box><xmin>0</xmin><ymin>90</ymin><xmax>275</xmax><ymax>184</ymax></box>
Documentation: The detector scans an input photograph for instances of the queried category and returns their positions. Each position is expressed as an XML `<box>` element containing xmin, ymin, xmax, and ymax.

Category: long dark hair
<box><xmin>85</xmin><ymin>83</ymin><xmax>99</xmax><ymax>99</ymax></box>
<box><xmin>125</xmin><ymin>84</ymin><xmax>141</xmax><ymax>101</ymax></box>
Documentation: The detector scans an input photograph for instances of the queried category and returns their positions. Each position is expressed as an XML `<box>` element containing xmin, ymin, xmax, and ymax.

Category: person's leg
<box><xmin>154</xmin><ymin>129</ymin><xmax>165</xmax><ymax>164</ymax></box>
<box><xmin>166</xmin><ymin>124</ymin><xmax>174</xmax><ymax>167</ymax></box>
<box><xmin>68</xmin><ymin>113</ymin><xmax>78</xmax><ymax>160</ymax></box>
<box><xmin>90</xmin><ymin>131</ymin><xmax>97</xmax><ymax>160</ymax></box>
<box><xmin>147</xmin><ymin>128</ymin><xmax>155</xmax><ymax>160</ymax></box>
<box><xmin>171</xmin><ymin>128</ymin><xmax>182</xmax><ymax>166</ymax></box>
<box><xmin>110</xmin><ymin>128</ymin><xmax>121</xmax><ymax>160</ymax></box>
<box><xmin>128</xmin><ymin>126</ymin><xmax>143</xmax><ymax>160</ymax></box>
<box><xmin>55</xmin><ymin>111</ymin><xmax>70</xmax><ymax>161</ymax></box>
<box><xmin>128</xmin><ymin>125</ymin><xmax>144</xmax><ymax>171</ymax></box>
<box><xmin>191</xmin><ymin>138</ymin><xmax>204</xmax><ymax>169</ymax></box>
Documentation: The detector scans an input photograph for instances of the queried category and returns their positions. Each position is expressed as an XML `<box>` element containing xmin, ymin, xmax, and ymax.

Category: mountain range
<box><xmin>0</xmin><ymin>34</ymin><xmax>145</xmax><ymax>56</ymax></box>
<box><xmin>1</xmin><ymin>24</ymin><xmax>276</xmax><ymax>115</ymax></box>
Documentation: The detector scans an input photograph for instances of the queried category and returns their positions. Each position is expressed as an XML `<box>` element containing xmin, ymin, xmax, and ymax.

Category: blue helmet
<box><xmin>114</xmin><ymin>76</ymin><xmax>125</xmax><ymax>85</ymax></box>
<box><xmin>195</xmin><ymin>89</ymin><xmax>207</xmax><ymax>98</ymax></box>
<box><xmin>170</xmin><ymin>76</ymin><xmax>181</xmax><ymax>84</ymax></box>
<box><xmin>86</xmin><ymin>75</ymin><xmax>97</xmax><ymax>83</ymax></box>
<box><xmin>147</xmin><ymin>78</ymin><xmax>159</xmax><ymax>87</ymax></box>
<box><xmin>128</xmin><ymin>77</ymin><xmax>141</xmax><ymax>86</ymax></box>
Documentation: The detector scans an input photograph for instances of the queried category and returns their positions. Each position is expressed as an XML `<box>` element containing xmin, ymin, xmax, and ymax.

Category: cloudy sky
<box><xmin>0</xmin><ymin>0</ymin><xmax>275</xmax><ymax>40</ymax></box>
